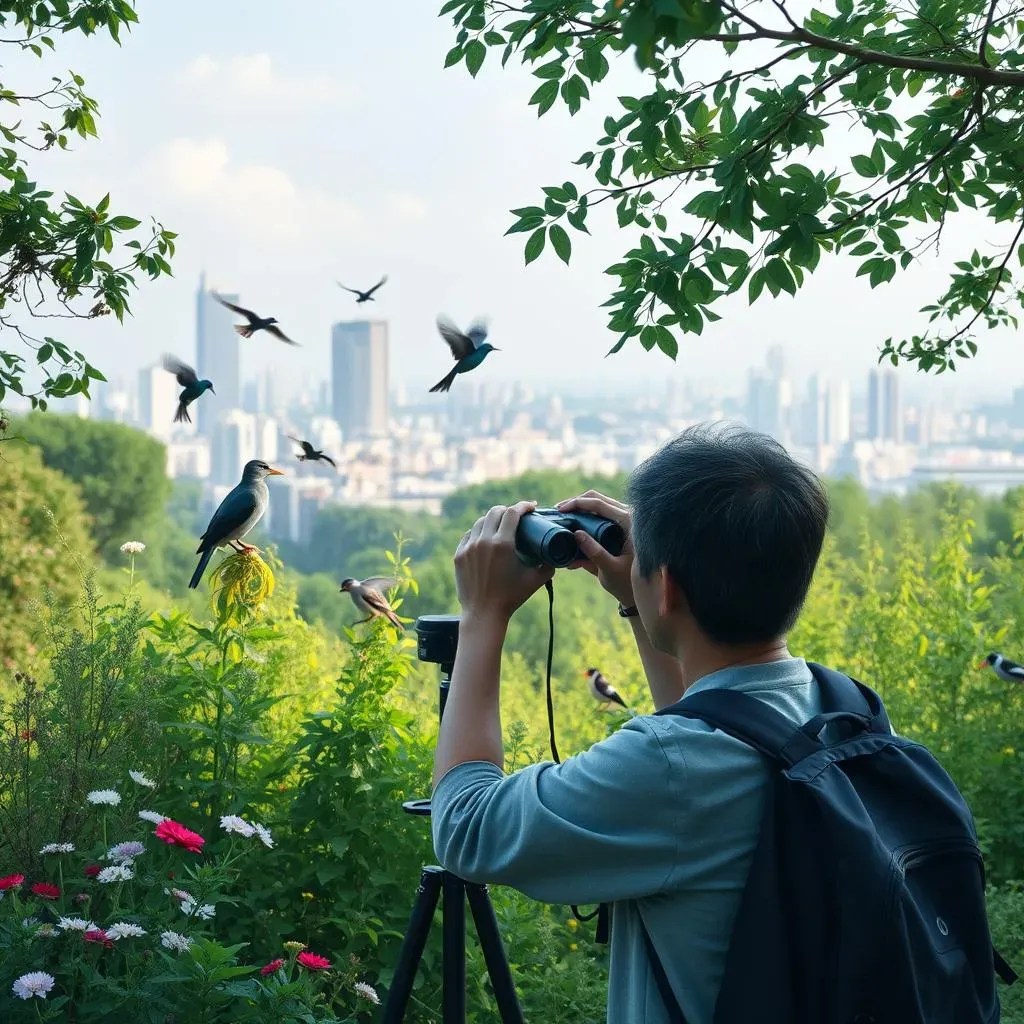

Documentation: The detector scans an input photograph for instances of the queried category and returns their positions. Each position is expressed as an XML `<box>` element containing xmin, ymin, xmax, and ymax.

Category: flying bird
<box><xmin>429</xmin><ymin>315</ymin><xmax>498</xmax><ymax>394</ymax></box>
<box><xmin>213</xmin><ymin>294</ymin><xmax>298</xmax><ymax>346</ymax></box>
<box><xmin>188</xmin><ymin>460</ymin><xmax>283</xmax><ymax>589</ymax></box>
<box><xmin>978</xmin><ymin>652</ymin><xmax>1024</xmax><ymax>684</ymax></box>
<box><xmin>162</xmin><ymin>355</ymin><xmax>214</xmax><ymax>424</ymax></box>
<box><xmin>583</xmin><ymin>667</ymin><xmax>628</xmax><ymax>710</ymax></box>
<box><xmin>288</xmin><ymin>436</ymin><xmax>336</xmax><ymax>469</ymax></box>
<box><xmin>340</xmin><ymin>577</ymin><xmax>403</xmax><ymax>629</ymax></box>
<box><xmin>337</xmin><ymin>275</ymin><xmax>388</xmax><ymax>303</ymax></box>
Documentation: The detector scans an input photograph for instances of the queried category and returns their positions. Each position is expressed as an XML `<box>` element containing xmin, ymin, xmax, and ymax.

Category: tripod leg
<box><xmin>443</xmin><ymin>871</ymin><xmax>467</xmax><ymax>1023</ymax></box>
<box><xmin>465</xmin><ymin>881</ymin><xmax>525</xmax><ymax>1024</ymax></box>
<box><xmin>380</xmin><ymin>866</ymin><xmax>444</xmax><ymax>1024</ymax></box>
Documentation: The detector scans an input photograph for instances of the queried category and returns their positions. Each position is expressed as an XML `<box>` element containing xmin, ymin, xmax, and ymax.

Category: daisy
<box><xmin>107</xmin><ymin>922</ymin><xmax>147</xmax><ymax>940</ymax></box>
<box><xmin>296</xmin><ymin>951</ymin><xmax>331</xmax><ymax>971</ymax></box>
<box><xmin>355</xmin><ymin>982</ymin><xmax>381</xmax><ymax>1005</ymax></box>
<box><xmin>154</xmin><ymin>819</ymin><xmax>205</xmax><ymax>854</ymax></box>
<box><xmin>138</xmin><ymin>810</ymin><xmax>166</xmax><ymax>825</ymax></box>
<box><xmin>120</xmin><ymin>541</ymin><xmax>146</xmax><ymax>555</ymax></box>
<box><xmin>84</xmin><ymin>928</ymin><xmax>112</xmax><ymax>946</ymax></box>
<box><xmin>219</xmin><ymin>814</ymin><xmax>255</xmax><ymax>838</ymax></box>
<box><xmin>86</xmin><ymin>789</ymin><xmax>121</xmax><ymax>807</ymax></box>
<box><xmin>11</xmin><ymin>971</ymin><xmax>55</xmax><ymax>1000</ymax></box>
<box><xmin>129</xmin><ymin>770</ymin><xmax>156</xmax><ymax>789</ymax></box>
<box><xmin>98</xmin><ymin>864</ymin><xmax>134</xmax><ymax>884</ymax></box>
<box><xmin>30</xmin><ymin>882</ymin><xmax>60</xmax><ymax>900</ymax></box>
<box><xmin>261</xmin><ymin>957</ymin><xmax>285</xmax><ymax>976</ymax></box>
<box><xmin>39</xmin><ymin>842</ymin><xmax>75</xmax><ymax>855</ymax></box>
<box><xmin>252</xmin><ymin>822</ymin><xmax>275</xmax><ymax>849</ymax></box>
<box><xmin>57</xmin><ymin>916</ymin><xmax>96</xmax><ymax>932</ymax></box>
<box><xmin>0</xmin><ymin>873</ymin><xmax>25</xmax><ymax>891</ymax></box>
<box><xmin>160</xmin><ymin>930</ymin><xmax>192</xmax><ymax>953</ymax></box>
<box><xmin>107</xmin><ymin>841</ymin><xmax>145</xmax><ymax>863</ymax></box>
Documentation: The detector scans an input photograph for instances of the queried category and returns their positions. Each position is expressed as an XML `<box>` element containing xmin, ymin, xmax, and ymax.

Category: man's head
<box><xmin>627</xmin><ymin>422</ymin><xmax>829</xmax><ymax>653</ymax></box>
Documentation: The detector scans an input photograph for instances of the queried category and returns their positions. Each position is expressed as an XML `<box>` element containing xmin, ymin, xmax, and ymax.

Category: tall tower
<box><xmin>867</xmin><ymin>369</ymin><xmax>902</xmax><ymax>442</ymax></box>
<box><xmin>138</xmin><ymin>364</ymin><xmax>179</xmax><ymax>442</ymax></box>
<box><xmin>195</xmin><ymin>272</ymin><xmax>241</xmax><ymax>437</ymax></box>
<box><xmin>331</xmin><ymin>320</ymin><xmax>389</xmax><ymax>439</ymax></box>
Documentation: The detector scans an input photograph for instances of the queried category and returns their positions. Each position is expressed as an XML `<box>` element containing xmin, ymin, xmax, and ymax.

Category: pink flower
<box><xmin>30</xmin><ymin>882</ymin><xmax>59</xmax><ymax>900</ymax></box>
<box><xmin>296</xmin><ymin>951</ymin><xmax>331</xmax><ymax>971</ymax></box>
<box><xmin>260</xmin><ymin>958</ymin><xmax>285</xmax><ymax>976</ymax></box>
<box><xmin>0</xmin><ymin>874</ymin><xmax>25</xmax><ymax>891</ymax></box>
<box><xmin>154</xmin><ymin>819</ymin><xmax>205</xmax><ymax>854</ymax></box>
<box><xmin>84</xmin><ymin>928</ymin><xmax>113</xmax><ymax>949</ymax></box>
<box><xmin>83</xmin><ymin>865</ymin><xmax>101</xmax><ymax>878</ymax></box>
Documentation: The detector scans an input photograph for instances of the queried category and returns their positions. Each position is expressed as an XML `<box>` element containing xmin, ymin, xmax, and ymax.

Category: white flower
<box><xmin>107</xmin><ymin>841</ymin><xmax>145</xmax><ymax>864</ymax></box>
<box><xmin>107</xmin><ymin>922</ymin><xmax>147</xmax><ymax>941</ymax></box>
<box><xmin>354</xmin><ymin>982</ymin><xmax>381</xmax><ymax>1005</ymax></box>
<box><xmin>160</xmin><ymin>930</ymin><xmax>192</xmax><ymax>953</ymax></box>
<box><xmin>12</xmin><ymin>971</ymin><xmax>55</xmax><ymax>1000</ymax></box>
<box><xmin>22</xmin><ymin>917</ymin><xmax>39</xmax><ymax>928</ymax></box>
<box><xmin>129</xmin><ymin>770</ymin><xmax>156</xmax><ymax>788</ymax></box>
<box><xmin>34</xmin><ymin>923</ymin><xmax>57</xmax><ymax>937</ymax></box>
<box><xmin>86</xmin><ymin>789</ymin><xmax>121</xmax><ymax>807</ymax></box>
<box><xmin>196</xmin><ymin>904</ymin><xmax>215</xmax><ymax>921</ymax></box>
<box><xmin>120</xmin><ymin>541</ymin><xmax>146</xmax><ymax>555</ymax></box>
<box><xmin>252</xmin><ymin>822</ymin><xmax>274</xmax><ymax>849</ymax></box>
<box><xmin>98</xmin><ymin>864</ymin><xmax>134</xmax><ymax>884</ymax></box>
<box><xmin>57</xmin><ymin>916</ymin><xmax>96</xmax><ymax>932</ymax></box>
<box><xmin>39</xmin><ymin>842</ymin><xmax>75</xmax><ymax>855</ymax></box>
<box><xmin>219</xmin><ymin>814</ymin><xmax>255</xmax><ymax>838</ymax></box>
<box><xmin>138</xmin><ymin>809</ymin><xmax>166</xmax><ymax>824</ymax></box>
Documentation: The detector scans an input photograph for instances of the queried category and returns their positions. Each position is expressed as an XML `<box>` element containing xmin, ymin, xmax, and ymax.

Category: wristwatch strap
<box><xmin>618</xmin><ymin>603</ymin><xmax>639</xmax><ymax>618</ymax></box>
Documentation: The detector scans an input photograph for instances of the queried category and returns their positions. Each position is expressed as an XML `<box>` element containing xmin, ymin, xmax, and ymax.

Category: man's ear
<box><xmin>657</xmin><ymin>568</ymin><xmax>687</xmax><ymax>617</ymax></box>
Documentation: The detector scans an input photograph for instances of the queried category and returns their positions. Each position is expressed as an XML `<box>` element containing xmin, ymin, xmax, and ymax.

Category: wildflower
<box><xmin>30</xmin><ymin>882</ymin><xmax>60</xmax><ymax>900</ymax></box>
<box><xmin>98</xmin><ymin>864</ymin><xmax>134</xmax><ymax>884</ymax></box>
<box><xmin>566</xmin><ymin>918</ymin><xmax>578</xmax><ymax>931</ymax></box>
<box><xmin>74</xmin><ymin>893</ymin><xmax>90</xmax><ymax>905</ymax></box>
<box><xmin>35</xmin><ymin>924</ymin><xmax>57</xmax><ymax>937</ymax></box>
<box><xmin>160</xmin><ymin>930</ymin><xmax>192</xmax><ymax>953</ymax></box>
<box><xmin>129</xmin><ymin>770</ymin><xmax>156</xmax><ymax>788</ymax></box>
<box><xmin>39</xmin><ymin>842</ymin><xmax>75</xmax><ymax>855</ymax></box>
<box><xmin>296</xmin><ymin>951</ymin><xmax>331</xmax><ymax>971</ymax></box>
<box><xmin>354</xmin><ymin>982</ymin><xmax>381</xmax><ymax>1005</ymax></box>
<box><xmin>19</xmin><ymin>729</ymin><xmax>35</xmax><ymax>742</ymax></box>
<box><xmin>120</xmin><ymin>541</ymin><xmax>146</xmax><ymax>555</ymax></box>
<box><xmin>84</xmin><ymin>928</ymin><xmax>113</xmax><ymax>948</ymax></box>
<box><xmin>84</xmin><ymin>865</ymin><xmax>101</xmax><ymax>878</ymax></box>
<box><xmin>154</xmin><ymin>819</ymin><xmax>205</xmax><ymax>854</ymax></box>
<box><xmin>57</xmin><ymin>917</ymin><xmax>96</xmax><ymax>932</ymax></box>
<box><xmin>138</xmin><ymin>810</ymin><xmax>166</xmax><ymax>825</ymax></box>
<box><xmin>253</xmin><ymin>822</ymin><xmax>275</xmax><ymax>849</ymax></box>
<box><xmin>569</xmin><ymin>942</ymin><xmax>578</xmax><ymax>952</ymax></box>
<box><xmin>11</xmin><ymin>971</ymin><xmax>55</xmax><ymax>1000</ymax></box>
<box><xmin>86</xmin><ymin>789</ymin><xmax>121</xmax><ymax>807</ymax></box>
<box><xmin>0</xmin><ymin>873</ymin><xmax>25</xmax><ymax>892</ymax></box>
<box><xmin>219</xmin><ymin>814</ymin><xmax>255</xmax><ymax>838</ymax></box>
<box><xmin>167</xmin><ymin>887</ymin><xmax>192</xmax><ymax>902</ymax></box>
<box><xmin>301</xmin><ymin>892</ymin><xmax>315</xmax><ymax>902</ymax></box>
<box><xmin>108</xmin><ymin>841</ymin><xmax>145</xmax><ymax>863</ymax></box>
<box><xmin>261</xmin><ymin>958</ymin><xmax>285</xmax><ymax>976</ymax></box>
<box><xmin>283</xmin><ymin>940</ymin><xmax>306</xmax><ymax>953</ymax></box>
<box><xmin>107</xmin><ymin>922</ymin><xmax>147</xmax><ymax>941</ymax></box>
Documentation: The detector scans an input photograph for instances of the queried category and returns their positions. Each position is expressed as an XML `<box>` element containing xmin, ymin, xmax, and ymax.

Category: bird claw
<box><xmin>239</xmin><ymin>543</ymin><xmax>261</xmax><ymax>554</ymax></box>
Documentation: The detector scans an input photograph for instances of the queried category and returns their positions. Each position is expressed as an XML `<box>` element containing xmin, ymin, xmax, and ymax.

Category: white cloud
<box><xmin>387</xmin><ymin>193</ymin><xmax>430</xmax><ymax>222</ymax></box>
<box><xmin>178</xmin><ymin>53</ymin><xmax>355</xmax><ymax>107</ymax></box>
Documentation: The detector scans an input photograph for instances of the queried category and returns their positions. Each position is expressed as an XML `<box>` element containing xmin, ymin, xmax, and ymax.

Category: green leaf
<box><xmin>524</xmin><ymin>227</ymin><xmax>546</xmax><ymax>265</ymax></box>
<box><xmin>850</xmin><ymin>154</ymin><xmax>877</xmax><ymax>178</ymax></box>
<box><xmin>465</xmin><ymin>40</ymin><xmax>486</xmax><ymax>77</ymax></box>
<box><xmin>107</xmin><ymin>215</ymin><xmax>141</xmax><ymax>231</ymax></box>
<box><xmin>529</xmin><ymin>80</ymin><xmax>559</xmax><ymax>116</ymax></box>
<box><xmin>549</xmin><ymin>224</ymin><xmax>571</xmax><ymax>264</ymax></box>
<box><xmin>36</xmin><ymin>342</ymin><xmax>52</xmax><ymax>363</ymax></box>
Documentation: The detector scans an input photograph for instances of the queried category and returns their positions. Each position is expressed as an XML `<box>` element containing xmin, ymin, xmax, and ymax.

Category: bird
<box><xmin>337</xmin><ymin>275</ymin><xmax>388</xmax><ymax>303</ymax></box>
<box><xmin>213</xmin><ymin>294</ymin><xmax>298</xmax><ymax>346</ymax></box>
<box><xmin>978</xmin><ymin>652</ymin><xmax>1024</xmax><ymax>684</ymax></box>
<box><xmin>188</xmin><ymin>460</ymin><xmax>284</xmax><ymax>590</ymax></box>
<box><xmin>429</xmin><ymin>315</ymin><xmax>498</xmax><ymax>393</ymax></box>
<box><xmin>287</xmin><ymin>436</ymin><xmax>336</xmax><ymax>469</ymax></box>
<box><xmin>583</xmin><ymin>667</ymin><xmax>629</xmax><ymax>709</ymax></box>
<box><xmin>340</xmin><ymin>577</ymin><xmax>404</xmax><ymax>629</ymax></box>
<box><xmin>162</xmin><ymin>355</ymin><xmax>214</xmax><ymax>424</ymax></box>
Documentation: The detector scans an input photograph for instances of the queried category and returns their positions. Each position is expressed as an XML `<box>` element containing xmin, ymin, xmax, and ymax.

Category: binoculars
<box><xmin>514</xmin><ymin>507</ymin><xmax>625</xmax><ymax>569</ymax></box>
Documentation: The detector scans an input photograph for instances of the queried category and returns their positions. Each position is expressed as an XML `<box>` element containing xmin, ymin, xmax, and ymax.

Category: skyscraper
<box><xmin>195</xmin><ymin>273</ymin><xmax>241</xmax><ymax>437</ymax></box>
<box><xmin>331</xmin><ymin>320</ymin><xmax>389</xmax><ymax>439</ymax></box>
<box><xmin>211</xmin><ymin>409</ymin><xmax>257</xmax><ymax>488</ymax></box>
<box><xmin>138</xmin><ymin>364</ymin><xmax>179</xmax><ymax>441</ymax></box>
<box><xmin>802</xmin><ymin>375</ymin><xmax>851</xmax><ymax>447</ymax></box>
<box><xmin>867</xmin><ymin>368</ymin><xmax>903</xmax><ymax>442</ymax></box>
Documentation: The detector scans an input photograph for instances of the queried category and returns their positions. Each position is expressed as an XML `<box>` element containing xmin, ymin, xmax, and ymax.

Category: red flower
<box><xmin>260</xmin><ymin>958</ymin><xmax>285</xmax><ymax>976</ymax></box>
<box><xmin>84</xmin><ymin>928</ymin><xmax>113</xmax><ymax>949</ymax></box>
<box><xmin>19</xmin><ymin>729</ymin><xmax>35</xmax><ymax>742</ymax></box>
<box><xmin>30</xmin><ymin>882</ymin><xmax>60</xmax><ymax>900</ymax></box>
<box><xmin>0</xmin><ymin>873</ymin><xmax>25</xmax><ymax>891</ymax></box>
<box><xmin>296</xmin><ymin>951</ymin><xmax>331</xmax><ymax>971</ymax></box>
<box><xmin>84</xmin><ymin>865</ymin><xmax>101</xmax><ymax>878</ymax></box>
<box><xmin>154</xmin><ymin>819</ymin><xmax>205</xmax><ymax>854</ymax></box>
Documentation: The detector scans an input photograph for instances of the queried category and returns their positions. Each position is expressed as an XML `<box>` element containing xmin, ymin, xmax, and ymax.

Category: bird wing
<box><xmin>436</xmin><ymin>316</ymin><xmax>475</xmax><ymax>361</ymax></box>
<box><xmin>466</xmin><ymin>320</ymin><xmax>490</xmax><ymax>347</ymax></box>
<box><xmin>1004</xmin><ymin>659</ymin><xmax>1024</xmax><ymax>679</ymax></box>
<box><xmin>361</xmin><ymin>576</ymin><xmax>398</xmax><ymax>593</ymax></box>
<box><xmin>336</xmin><ymin>281</ymin><xmax>360</xmax><ymax>296</ymax></box>
<box><xmin>213</xmin><ymin>294</ymin><xmax>259</xmax><ymax>324</ymax></box>
<box><xmin>296</xmin><ymin>439</ymin><xmax>316</xmax><ymax>457</ymax></box>
<box><xmin>366</xmin><ymin>274</ymin><xmax>388</xmax><ymax>297</ymax></box>
<box><xmin>199</xmin><ymin>485</ymin><xmax>260</xmax><ymax>551</ymax></box>
<box><xmin>266</xmin><ymin>324</ymin><xmax>298</xmax><ymax>346</ymax></box>
<box><xmin>361</xmin><ymin>586</ymin><xmax>397</xmax><ymax>616</ymax></box>
<box><xmin>162</xmin><ymin>354</ymin><xmax>198</xmax><ymax>387</ymax></box>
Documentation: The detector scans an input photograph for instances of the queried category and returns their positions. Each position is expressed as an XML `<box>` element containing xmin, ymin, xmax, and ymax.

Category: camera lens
<box><xmin>415</xmin><ymin>615</ymin><xmax>460</xmax><ymax>667</ymax></box>
<box><xmin>590</xmin><ymin>519</ymin><xmax>625</xmax><ymax>557</ymax></box>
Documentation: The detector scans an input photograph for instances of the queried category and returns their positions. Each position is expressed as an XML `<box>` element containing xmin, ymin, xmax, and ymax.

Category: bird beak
<box><xmin>975</xmin><ymin>659</ymin><xmax>989</xmax><ymax>670</ymax></box>
<box><xmin>581</xmin><ymin>669</ymin><xmax>589</xmax><ymax>678</ymax></box>
<box><xmin>209</xmin><ymin>386</ymin><xmax>216</xmax><ymax>395</ymax></box>
<box><xmin>491</xmin><ymin>346</ymin><xmax>501</xmax><ymax>351</ymax></box>
<box><xmin>267</xmin><ymin>467</ymin><xmax>285</xmax><ymax>476</ymax></box>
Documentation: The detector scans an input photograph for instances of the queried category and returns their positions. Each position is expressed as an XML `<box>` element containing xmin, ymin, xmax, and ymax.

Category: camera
<box><xmin>416</xmin><ymin>614</ymin><xmax>460</xmax><ymax>675</ymax></box>
<box><xmin>515</xmin><ymin>507</ymin><xmax>625</xmax><ymax>569</ymax></box>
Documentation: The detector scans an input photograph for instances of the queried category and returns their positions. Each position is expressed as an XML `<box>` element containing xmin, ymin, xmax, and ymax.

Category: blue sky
<box><xmin>19</xmin><ymin>0</ymin><xmax>1018</xmax><ymax>405</ymax></box>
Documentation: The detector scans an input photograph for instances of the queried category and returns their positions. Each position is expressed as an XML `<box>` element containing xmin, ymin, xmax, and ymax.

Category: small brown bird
<box><xmin>340</xmin><ymin>577</ymin><xmax>403</xmax><ymax>629</ymax></box>
<box><xmin>213</xmin><ymin>294</ymin><xmax>298</xmax><ymax>346</ymax></box>
<box><xmin>583</xmin><ymin>667</ymin><xmax>628</xmax><ymax>709</ymax></box>
<box><xmin>288</xmin><ymin>436</ymin><xmax>336</xmax><ymax>469</ymax></box>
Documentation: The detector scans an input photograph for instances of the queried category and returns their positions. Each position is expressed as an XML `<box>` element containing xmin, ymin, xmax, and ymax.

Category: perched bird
<box><xmin>584</xmin><ymin>667</ymin><xmax>628</xmax><ymax>709</ymax></box>
<box><xmin>162</xmin><ymin>355</ymin><xmax>214</xmax><ymax>424</ymax></box>
<box><xmin>978</xmin><ymin>652</ymin><xmax>1024</xmax><ymax>684</ymax></box>
<box><xmin>340</xmin><ymin>577</ymin><xmax>403</xmax><ymax>629</ymax></box>
<box><xmin>213</xmin><ymin>294</ymin><xmax>298</xmax><ymax>346</ymax></box>
<box><xmin>288</xmin><ymin>436</ymin><xmax>336</xmax><ymax>469</ymax></box>
<box><xmin>429</xmin><ymin>315</ymin><xmax>498</xmax><ymax>394</ymax></box>
<box><xmin>188</xmin><ymin>460</ymin><xmax>284</xmax><ymax>590</ymax></box>
<box><xmin>337</xmin><ymin>275</ymin><xmax>388</xmax><ymax>303</ymax></box>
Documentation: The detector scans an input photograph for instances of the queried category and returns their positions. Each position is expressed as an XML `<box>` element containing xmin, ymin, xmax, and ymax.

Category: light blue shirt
<box><xmin>432</xmin><ymin>657</ymin><xmax>824</xmax><ymax>1024</ymax></box>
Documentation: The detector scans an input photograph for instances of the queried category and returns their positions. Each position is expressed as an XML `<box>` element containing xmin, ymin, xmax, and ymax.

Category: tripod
<box><xmin>380</xmin><ymin>659</ymin><xmax>525</xmax><ymax>1024</ymax></box>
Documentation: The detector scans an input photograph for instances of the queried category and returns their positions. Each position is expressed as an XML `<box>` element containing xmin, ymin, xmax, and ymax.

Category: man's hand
<box><xmin>556</xmin><ymin>490</ymin><xmax>635</xmax><ymax>607</ymax></box>
<box><xmin>454</xmin><ymin>500</ymin><xmax>555</xmax><ymax>624</ymax></box>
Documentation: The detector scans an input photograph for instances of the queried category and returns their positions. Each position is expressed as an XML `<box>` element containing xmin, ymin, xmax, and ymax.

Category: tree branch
<box><xmin>978</xmin><ymin>0</ymin><xmax>1000</xmax><ymax>66</ymax></box>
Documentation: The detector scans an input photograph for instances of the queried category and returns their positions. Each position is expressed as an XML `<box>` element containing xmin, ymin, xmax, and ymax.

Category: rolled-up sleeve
<box><xmin>431</xmin><ymin>717</ymin><xmax>688</xmax><ymax>906</ymax></box>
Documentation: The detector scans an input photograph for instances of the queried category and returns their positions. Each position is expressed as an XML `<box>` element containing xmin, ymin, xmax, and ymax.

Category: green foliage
<box><xmin>444</xmin><ymin>0</ymin><xmax>1024</xmax><ymax>371</ymax></box>
<box><xmin>14</xmin><ymin>414</ymin><xmax>172</xmax><ymax>555</ymax></box>
<box><xmin>0</xmin><ymin>0</ymin><xmax>175</xmax><ymax>408</ymax></box>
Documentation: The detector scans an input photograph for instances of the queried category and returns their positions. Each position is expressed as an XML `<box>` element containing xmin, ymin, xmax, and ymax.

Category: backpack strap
<box><xmin>638</xmin><ymin>907</ymin><xmax>689</xmax><ymax>1024</ymax></box>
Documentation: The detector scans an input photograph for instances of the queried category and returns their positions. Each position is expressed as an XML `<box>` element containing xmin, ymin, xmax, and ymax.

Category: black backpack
<box><xmin>640</xmin><ymin>663</ymin><xmax>1017</xmax><ymax>1024</ymax></box>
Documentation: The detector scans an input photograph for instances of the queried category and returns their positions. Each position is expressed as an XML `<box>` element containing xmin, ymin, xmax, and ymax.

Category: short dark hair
<box><xmin>628</xmin><ymin>422</ymin><xmax>829</xmax><ymax>645</ymax></box>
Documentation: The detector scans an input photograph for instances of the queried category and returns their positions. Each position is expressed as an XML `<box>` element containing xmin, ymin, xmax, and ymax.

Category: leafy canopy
<box><xmin>441</xmin><ymin>0</ymin><xmax>1024</xmax><ymax>372</ymax></box>
<box><xmin>0</xmin><ymin>0</ymin><xmax>174</xmax><ymax>410</ymax></box>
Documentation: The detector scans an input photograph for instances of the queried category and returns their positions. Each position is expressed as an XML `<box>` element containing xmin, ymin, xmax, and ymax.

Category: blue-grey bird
<box><xmin>214</xmin><ymin>294</ymin><xmax>298</xmax><ymax>346</ymax></box>
<box><xmin>979</xmin><ymin>652</ymin><xmax>1024</xmax><ymax>684</ymax></box>
<box><xmin>188</xmin><ymin>460</ymin><xmax>284</xmax><ymax>589</ymax></box>
<box><xmin>337</xmin><ymin>275</ymin><xmax>387</xmax><ymax>303</ymax></box>
<box><xmin>340</xmin><ymin>577</ymin><xmax>403</xmax><ymax>629</ymax></box>
<box><xmin>429</xmin><ymin>316</ymin><xmax>498</xmax><ymax>393</ymax></box>
<box><xmin>288</xmin><ymin>435</ymin><xmax>336</xmax><ymax>469</ymax></box>
<box><xmin>584</xmin><ymin>667</ymin><xmax>628</xmax><ymax>709</ymax></box>
<box><xmin>162</xmin><ymin>355</ymin><xmax>214</xmax><ymax>424</ymax></box>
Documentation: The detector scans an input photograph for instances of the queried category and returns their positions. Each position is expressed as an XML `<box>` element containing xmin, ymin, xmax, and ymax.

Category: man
<box><xmin>431</xmin><ymin>423</ymin><xmax>830</xmax><ymax>1023</ymax></box>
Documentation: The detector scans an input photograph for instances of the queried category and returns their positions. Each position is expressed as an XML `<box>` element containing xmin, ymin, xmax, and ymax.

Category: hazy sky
<box><xmin>17</xmin><ymin>0</ymin><xmax>1019</xmax><ymax>405</ymax></box>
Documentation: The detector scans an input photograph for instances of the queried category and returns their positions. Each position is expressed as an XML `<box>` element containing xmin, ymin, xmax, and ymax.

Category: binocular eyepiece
<box><xmin>514</xmin><ymin>507</ymin><xmax>625</xmax><ymax>569</ymax></box>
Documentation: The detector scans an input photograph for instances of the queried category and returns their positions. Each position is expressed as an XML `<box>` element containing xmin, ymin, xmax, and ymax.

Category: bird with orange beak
<box><xmin>583</xmin><ymin>666</ymin><xmax>629</xmax><ymax>709</ymax></box>
<box><xmin>977</xmin><ymin>652</ymin><xmax>1024</xmax><ymax>684</ymax></box>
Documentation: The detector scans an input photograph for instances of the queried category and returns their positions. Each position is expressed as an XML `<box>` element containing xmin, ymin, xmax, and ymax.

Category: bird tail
<box><xmin>384</xmin><ymin>607</ymin><xmax>404</xmax><ymax>630</ymax></box>
<box><xmin>174</xmin><ymin>401</ymin><xmax>191</xmax><ymax>424</ymax></box>
<box><xmin>189</xmin><ymin>549</ymin><xmax>214</xmax><ymax>590</ymax></box>
<box><xmin>429</xmin><ymin>366</ymin><xmax>459</xmax><ymax>393</ymax></box>
<box><xmin>611</xmin><ymin>691</ymin><xmax>628</xmax><ymax>709</ymax></box>
<box><xmin>234</xmin><ymin>325</ymin><xmax>254</xmax><ymax>338</ymax></box>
